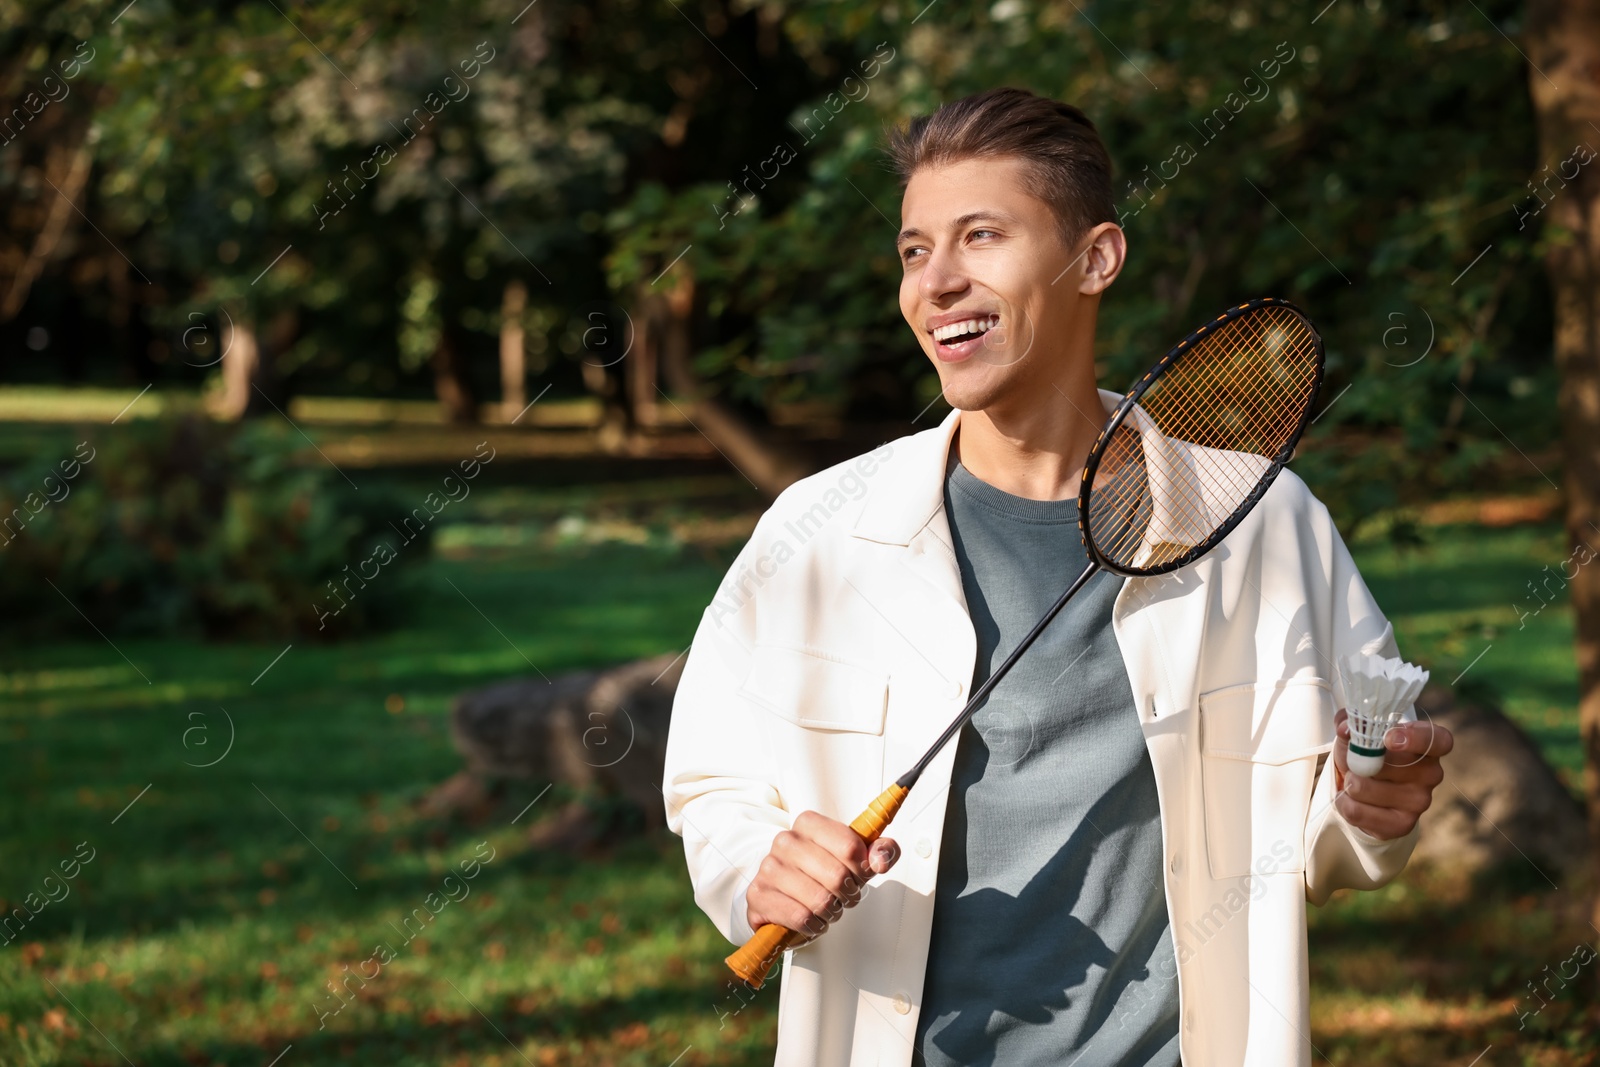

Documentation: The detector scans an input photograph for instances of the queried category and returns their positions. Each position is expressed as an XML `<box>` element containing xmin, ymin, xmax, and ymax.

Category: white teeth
<box><xmin>933</xmin><ymin>314</ymin><xmax>999</xmax><ymax>342</ymax></box>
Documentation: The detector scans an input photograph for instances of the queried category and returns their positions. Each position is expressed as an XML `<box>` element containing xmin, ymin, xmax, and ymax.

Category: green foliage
<box><xmin>3</xmin><ymin>0</ymin><xmax>1564</xmax><ymax>510</ymax></box>
<box><xmin>0</xmin><ymin>410</ymin><xmax>428</xmax><ymax>641</ymax></box>
<box><xmin>598</xmin><ymin>0</ymin><xmax>1555</xmax><ymax>513</ymax></box>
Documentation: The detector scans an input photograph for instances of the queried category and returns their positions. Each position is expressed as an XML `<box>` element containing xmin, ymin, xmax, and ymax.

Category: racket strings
<box><xmin>1147</xmin><ymin>314</ymin><xmax>1314</xmax><ymax>453</ymax></box>
<box><xmin>1099</xmin><ymin>380</ymin><xmax>1305</xmax><ymax>562</ymax></box>
<box><xmin>1086</xmin><ymin>305</ymin><xmax>1320</xmax><ymax>572</ymax></box>
<box><xmin>1095</xmin><ymin>311</ymin><xmax>1317</xmax><ymax>565</ymax></box>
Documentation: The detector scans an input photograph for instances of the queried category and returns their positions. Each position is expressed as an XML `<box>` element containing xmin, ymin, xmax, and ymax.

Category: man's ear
<box><xmin>1077</xmin><ymin>222</ymin><xmax>1127</xmax><ymax>296</ymax></box>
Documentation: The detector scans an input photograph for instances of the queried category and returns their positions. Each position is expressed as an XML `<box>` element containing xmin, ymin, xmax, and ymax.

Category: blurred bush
<box><xmin>0</xmin><ymin>412</ymin><xmax>429</xmax><ymax>641</ymax></box>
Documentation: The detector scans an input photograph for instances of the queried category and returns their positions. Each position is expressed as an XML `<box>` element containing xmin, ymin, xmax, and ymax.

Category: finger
<box><xmin>1328</xmin><ymin>731</ymin><xmax>1349</xmax><ymax>792</ymax></box>
<box><xmin>748</xmin><ymin>859</ymin><xmax>846</xmax><ymax>935</ymax></box>
<box><xmin>1369</xmin><ymin>755</ymin><xmax>1445</xmax><ymax>787</ymax></box>
<box><xmin>748</xmin><ymin>896</ymin><xmax>829</xmax><ymax>938</ymax></box>
<box><xmin>776</xmin><ymin>821</ymin><xmax>865</xmax><ymax>891</ymax></box>
<box><xmin>1388</xmin><ymin>721</ymin><xmax>1454</xmax><ymax>759</ymax></box>
<box><xmin>868</xmin><ymin>838</ymin><xmax>900</xmax><ymax>875</ymax></box>
<box><xmin>792</xmin><ymin>811</ymin><xmax>872</xmax><ymax>880</ymax></box>
<box><xmin>785</xmin><ymin>836</ymin><xmax>867</xmax><ymax>906</ymax></box>
<box><xmin>1340</xmin><ymin>771</ymin><xmax>1436</xmax><ymax>814</ymax></box>
<box><xmin>1333</xmin><ymin>790</ymin><xmax>1416</xmax><ymax>841</ymax></box>
<box><xmin>747</xmin><ymin>885</ymin><xmax>831</xmax><ymax>937</ymax></box>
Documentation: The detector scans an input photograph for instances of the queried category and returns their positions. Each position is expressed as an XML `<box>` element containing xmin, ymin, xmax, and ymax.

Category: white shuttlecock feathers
<box><xmin>1337</xmin><ymin>652</ymin><xmax>1429</xmax><ymax>777</ymax></box>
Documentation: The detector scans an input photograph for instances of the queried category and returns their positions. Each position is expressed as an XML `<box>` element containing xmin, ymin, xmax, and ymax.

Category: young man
<box><xmin>662</xmin><ymin>87</ymin><xmax>1452</xmax><ymax>1067</ymax></box>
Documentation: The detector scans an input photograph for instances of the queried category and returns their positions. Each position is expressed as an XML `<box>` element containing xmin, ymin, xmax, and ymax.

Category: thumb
<box><xmin>867</xmin><ymin>838</ymin><xmax>900</xmax><ymax>875</ymax></box>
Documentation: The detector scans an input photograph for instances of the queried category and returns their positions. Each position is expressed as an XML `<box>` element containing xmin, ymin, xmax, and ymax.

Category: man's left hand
<box><xmin>1332</xmin><ymin>711</ymin><xmax>1454</xmax><ymax>840</ymax></box>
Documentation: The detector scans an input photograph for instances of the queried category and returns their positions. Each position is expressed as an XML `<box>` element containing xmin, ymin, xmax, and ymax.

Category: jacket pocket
<box><xmin>737</xmin><ymin>643</ymin><xmax>889</xmax><ymax>819</ymax></box>
<box><xmin>1198</xmin><ymin>678</ymin><xmax>1334</xmax><ymax>880</ymax></box>
<box><xmin>738</xmin><ymin>643</ymin><xmax>889</xmax><ymax>734</ymax></box>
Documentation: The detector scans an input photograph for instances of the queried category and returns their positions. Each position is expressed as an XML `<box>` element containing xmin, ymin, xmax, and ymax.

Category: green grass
<box><xmin>1305</xmin><ymin>861</ymin><xmax>1597</xmax><ymax>1066</ymax></box>
<box><xmin>0</xmin><ymin>529</ymin><xmax>779</xmax><ymax>1065</ymax></box>
<box><xmin>1</xmin><ymin>458</ymin><xmax>1593</xmax><ymax>1065</ymax></box>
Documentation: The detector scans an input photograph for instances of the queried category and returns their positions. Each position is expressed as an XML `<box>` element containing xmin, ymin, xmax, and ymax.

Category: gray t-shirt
<box><xmin>913</xmin><ymin>459</ymin><xmax>1180</xmax><ymax>1067</ymax></box>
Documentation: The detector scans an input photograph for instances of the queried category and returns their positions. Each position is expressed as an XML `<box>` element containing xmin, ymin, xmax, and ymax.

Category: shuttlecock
<box><xmin>1336</xmin><ymin>652</ymin><xmax>1429</xmax><ymax>777</ymax></box>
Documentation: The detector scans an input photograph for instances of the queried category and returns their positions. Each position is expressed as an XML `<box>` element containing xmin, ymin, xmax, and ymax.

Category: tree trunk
<box><xmin>0</xmin><ymin>133</ymin><xmax>94</xmax><ymax>322</ymax></box>
<box><xmin>579</xmin><ymin>354</ymin><xmax>631</xmax><ymax>452</ymax></box>
<box><xmin>214</xmin><ymin>312</ymin><xmax>260</xmax><ymax>420</ymax></box>
<box><xmin>213</xmin><ymin>307</ymin><xmax>297</xmax><ymax>419</ymax></box>
<box><xmin>500</xmin><ymin>278</ymin><xmax>527</xmax><ymax>421</ymax></box>
<box><xmin>643</xmin><ymin>270</ymin><xmax>811</xmax><ymax>497</ymax></box>
<box><xmin>1524</xmin><ymin>0</ymin><xmax>1600</xmax><ymax>932</ymax></box>
<box><xmin>432</xmin><ymin>324</ymin><xmax>478</xmax><ymax>423</ymax></box>
<box><xmin>0</xmin><ymin>81</ymin><xmax>104</xmax><ymax>324</ymax></box>
<box><xmin>627</xmin><ymin>302</ymin><xmax>659</xmax><ymax>429</ymax></box>
<box><xmin>575</xmin><ymin>303</ymin><xmax>634</xmax><ymax>451</ymax></box>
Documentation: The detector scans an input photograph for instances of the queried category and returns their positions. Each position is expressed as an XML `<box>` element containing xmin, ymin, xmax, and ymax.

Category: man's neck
<box><xmin>950</xmin><ymin>381</ymin><xmax>1105</xmax><ymax>502</ymax></box>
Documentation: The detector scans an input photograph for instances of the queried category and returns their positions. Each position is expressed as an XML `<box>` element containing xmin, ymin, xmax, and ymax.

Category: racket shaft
<box><xmin>899</xmin><ymin>559</ymin><xmax>1100</xmax><ymax>787</ymax></box>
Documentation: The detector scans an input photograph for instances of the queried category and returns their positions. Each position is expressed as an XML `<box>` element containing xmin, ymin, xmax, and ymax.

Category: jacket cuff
<box><xmin>1337</xmin><ymin>802</ymin><xmax>1421</xmax><ymax>856</ymax></box>
<box><xmin>731</xmin><ymin>879</ymin><xmax>756</xmax><ymax>945</ymax></box>
<box><xmin>1309</xmin><ymin>791</ymin><xmax>1419</xmax><ymax>899</ymax></box>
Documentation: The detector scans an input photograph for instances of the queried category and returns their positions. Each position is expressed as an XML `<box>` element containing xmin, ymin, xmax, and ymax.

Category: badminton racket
<box><xmin>726</xmin><ymin>295</ymin><xmax>1326</xmax><ymax>987</ymax></box>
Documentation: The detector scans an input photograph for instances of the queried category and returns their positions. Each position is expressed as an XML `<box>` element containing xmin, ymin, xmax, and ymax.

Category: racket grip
<box><xmin>724</xmin><ymin>781</ymin><xmax>910</xmax><ymax>989</ymax></box>
<box><xmin>725</xmin><ymin>923</ymin><xmax>802</xmax><ymax>988</ymax></box>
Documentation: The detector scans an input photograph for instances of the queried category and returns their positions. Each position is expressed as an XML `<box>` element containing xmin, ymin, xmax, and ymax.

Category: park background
<box><xmin>3</xmin><ymin>0</ymin><xmax>1599</xmax><ymax>1064</ymax></box>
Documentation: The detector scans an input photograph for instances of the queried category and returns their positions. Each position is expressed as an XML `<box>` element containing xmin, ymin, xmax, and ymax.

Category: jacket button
<box><xmin>1169</xmin><ymin>853</ymin><xmax>1182</xmax><ymax>875</ymax></box>
<box><xmin>915</xmin><ymin>837</ymin><xmax>932</xmax><ymax>858</ymax></box>
<box><xmin>892</xmin><ymin>992</ymin><xmax>911</xmax><ymax>1014</ymax></box>
<box><xmin>947</xmin><ymin>680</ymin><xmax>963</xmax><ymax>698</ymax></box>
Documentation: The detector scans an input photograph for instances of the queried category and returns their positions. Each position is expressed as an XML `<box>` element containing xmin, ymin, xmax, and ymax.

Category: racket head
<box><xmin>1077</xmin><ymin>296</ymin><xmax>1325</xmax><ymax>577</ymax></box>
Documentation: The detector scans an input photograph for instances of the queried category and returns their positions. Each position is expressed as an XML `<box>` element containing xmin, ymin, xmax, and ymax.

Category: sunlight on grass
<box><xmin>2</xmin><ymin>470</ymin><xmax>1591</xmax><ymax>1065</ymax></box>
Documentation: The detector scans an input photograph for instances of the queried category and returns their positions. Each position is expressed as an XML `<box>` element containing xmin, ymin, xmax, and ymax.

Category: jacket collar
<box><xmin>851</xmin><ymin>388</ymin><xmax>1212</xmax><ymax>567</ymax></box>
<box><xmin>848</xmin><ymin>406</ymin><xmax>965</xmax><ymax>547</ymax></box>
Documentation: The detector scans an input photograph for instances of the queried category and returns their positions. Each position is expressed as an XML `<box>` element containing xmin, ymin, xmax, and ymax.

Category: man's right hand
<box><xmin>746</xmin><ymin>810</ymin><xmax>901</xmax><ymax>939</ymax></box>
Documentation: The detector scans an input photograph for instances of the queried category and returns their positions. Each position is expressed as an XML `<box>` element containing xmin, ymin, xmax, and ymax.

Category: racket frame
<box><xmin>1077</xmin><ymin>295</ymin><xmax>1326</xmax><ymax>578</ymax></box>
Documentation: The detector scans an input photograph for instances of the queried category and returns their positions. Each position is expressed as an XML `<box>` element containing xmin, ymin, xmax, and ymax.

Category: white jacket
<box><xmin>662</xmin><ymin>394</ymin><xmax>1419</xmax><ymax>1066</ymax></box>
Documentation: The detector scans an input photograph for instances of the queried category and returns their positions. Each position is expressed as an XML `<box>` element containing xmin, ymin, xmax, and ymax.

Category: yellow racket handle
<box><xmin>724</xmin><ymin>781</ymin><xmax>910</xmax><ymax>988</ymax></box>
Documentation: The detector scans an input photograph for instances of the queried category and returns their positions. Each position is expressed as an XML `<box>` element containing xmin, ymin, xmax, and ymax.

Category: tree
<box><xmin>1524</xmin><ymin>0</ymin><xmax>1600</xmax><ymax>930</ymax></box>
<box><xmin>2</xmin><ymin>0</ymin><xmax>1564</xmax><ymax>518</ymax></box>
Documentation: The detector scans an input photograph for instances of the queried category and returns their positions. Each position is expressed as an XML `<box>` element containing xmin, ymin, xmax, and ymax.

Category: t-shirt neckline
<box><xmin>947</xmin><ymin>460</ymin><xmax>1080</xmax><ymax>525</ymax></box>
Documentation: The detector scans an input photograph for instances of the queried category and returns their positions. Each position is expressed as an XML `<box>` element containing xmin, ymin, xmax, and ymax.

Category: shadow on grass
<box><xmin>96</xmin><ymin>976</ymin><xmax>751</xmax><ymax>1067</ymax></box>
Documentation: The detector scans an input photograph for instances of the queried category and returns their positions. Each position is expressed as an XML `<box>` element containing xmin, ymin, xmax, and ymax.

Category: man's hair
<box><xmin>885</xmin><ymin>86</ymin><xmax>1117</xmax><ymax>252</ymax></box>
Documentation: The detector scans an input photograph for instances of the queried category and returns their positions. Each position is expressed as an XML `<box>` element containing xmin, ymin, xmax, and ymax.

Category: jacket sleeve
<box><xmin>661</xmin><ymin>547</ymin><xmax>796</xmax><ymax>946</ymax></box>
<box><xmin>1302</xmin><ymin>492</ymin><xmax>1420</xmax><ymax>905</ymax></box>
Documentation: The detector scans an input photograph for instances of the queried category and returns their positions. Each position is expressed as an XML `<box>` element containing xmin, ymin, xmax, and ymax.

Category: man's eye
<box><xmin>971</xmin><ymin>228</ymin><xmax>999</xmax><ymax>240</ymax></box>
<box><xmin>901</xmin><ymin>247</ymin><xmax>925</xmax><ymax>261</ymax></box>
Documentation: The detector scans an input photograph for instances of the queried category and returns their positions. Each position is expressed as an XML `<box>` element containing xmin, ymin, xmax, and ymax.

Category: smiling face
<box><xmin>897</xmin><ymin>155</ymin><xmax>1122</xmax><ymax>417</ymax></box>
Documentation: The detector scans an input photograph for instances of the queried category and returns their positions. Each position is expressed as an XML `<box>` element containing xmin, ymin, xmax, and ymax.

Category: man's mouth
<box><xmin>932</xmin><ymin>314</ymin><xmax>1000</xmax><ymax>361</ymax></box>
